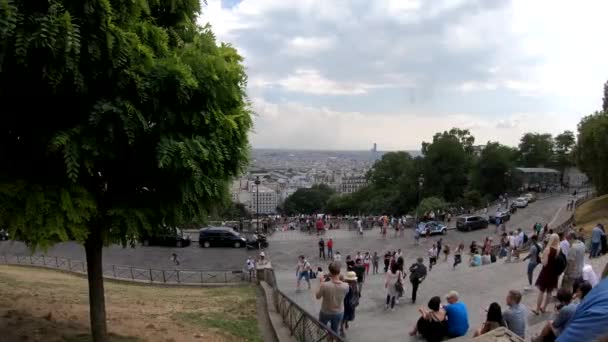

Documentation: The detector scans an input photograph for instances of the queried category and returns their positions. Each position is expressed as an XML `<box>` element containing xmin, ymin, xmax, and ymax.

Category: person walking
<box><xmin>318</xmin><ymin>237</ymin><xmax>326</xmax><ymax>260</ymax></box>
<box><xmin>561</xmin><ymin>232</ymin><xmax>585</xmax><ymax>291</ymax></box>
<box><xmin>363</xmin><ymin>252</ymin><xmax>371</xmax><ymax>275</ymax></box>
<box><xmin>171</xmin><ymin>253</ymin><xmax>180</xmax><ymax>266</ymax></box>
<box><xmin>327</xmin><ymin>238</ymin><xmax>334</xmax><ymax>259</ymax></box>
<box><xmin>591</xmin><ymin>224</ymin><xmax>605</xmax><ymax>258</ymax></box>
<box><xmin>453</xmin><ymin>243</ymin><xmax>464</xmax><ymax>269</ymax></box>
<box><xmin>409</xmin><ymin>257</ymin><xmax>427</xmax><ymax>304</ymax></box>
<box><xmin>340</xmin><ymin>271</ymin><xmax>360</xmax><ymax>337</ymax></box>
<box><xmin>316</xmin><ymin>262</ymin><xmax>349</xmax><ymax>335</ymax></box>
<box><xmin>385</xmin><ymin>263</ymin><xmax>403</xmax><ymax>311</ymax></box>
<box><xmin>246</xmin><ymin>256</ymin><xmax>255</xmax><ymax>281</ymax></box>
<box><xmin>372</xmin><ymin>252</ymin><xmax>380</xmax><ymax>274</ymax></box>
<box><xmin>533</xmin><ymin>233</ymin><xmax>561</xmax><ymax>314</ymax></box>
<box><xmin>414</xmin><ymin>228</ymin><xmax>420</xmax><ymax>245</ymax></box>
<box><xmin>436</xmin><ymin>238</ymin><xmax>443</xmax><ymax>258</ymax></box>
<box><xmin>383</xmin><ymin>251</ymin><xmax>391</xmax><ymax>273</ymax></box>
<box><xmin>428</xmin><ymin>244</ymin><xmax>437</xmax><ymax>271</ymax></box>
<box><xmin>443</xmin><ymin>244</ymin><xmax>450</xmax><ymax>262</ymax></box>
<box><xmin>523</xmin><ymin>235</ymin><xmax>541</xmax><ymax>290</ymax></box>
<box><xmin>353</xmin><ymin>258</ymin><xmax>366</xmax><ymax>295</ymax></box>
<box><xmin>296</xmin><ymin>255</ymin><xmax>312</xmax><ymax>290</ymax></box>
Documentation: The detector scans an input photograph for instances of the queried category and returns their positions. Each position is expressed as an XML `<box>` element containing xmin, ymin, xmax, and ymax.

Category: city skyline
<box><xmin>200</xmin><ymin>0</ymin><xmax>608</xmax><ymax>150</ymax></box>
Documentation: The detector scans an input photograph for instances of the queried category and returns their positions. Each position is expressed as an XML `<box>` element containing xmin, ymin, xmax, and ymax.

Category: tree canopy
<box><xmin>0</xmin><ymin>1</ymin><xmax>252</xmax><ymax>341</ymax></box>
<box><xmin>472</xmin><ymin>142</ymin><xmax>517</xmax><ymax>196</ymax></box>
<box><xmin>518</xmin><ymin>133</ymin><xmax>554</xmax><ymax>167</ymax></box>
<box><xmin>576</xmin><ymin>112</ymin><xmax>608</xmax><ymax>194</ymax></box>
<box><xmin>282</xmin><ymin>184</ymin><xmax>335</xmax><ymax>215</ymax></box>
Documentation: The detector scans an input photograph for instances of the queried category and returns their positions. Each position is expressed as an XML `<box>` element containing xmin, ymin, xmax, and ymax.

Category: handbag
<box><xmin>395</xmin><ymin>277</ymin><xmax>404</xmax><ymax>294</ymax></box>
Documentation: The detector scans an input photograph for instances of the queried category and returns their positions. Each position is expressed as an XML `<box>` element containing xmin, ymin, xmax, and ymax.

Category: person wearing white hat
<box><xmin>340</xmin><ymin>271</ymin><xmax>359</xmax><ymax>337</ymax></box>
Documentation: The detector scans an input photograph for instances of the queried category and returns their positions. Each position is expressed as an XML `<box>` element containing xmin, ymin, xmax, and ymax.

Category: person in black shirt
<box><xmin>346</xmin><ymin>255</ymin><xmax>355</xmax><ymax>271</ymax></box>
<box><xmin>383</xmin><ymin>252</ymin><xmax>391</xmax><ymax>273</ymax></box>
<box><xmin>353</xmin><ymin>258</ymin><xmax>366</xmax><ymax>295</ymax></box>
<box><xmin>409</xmin><ymin>257</ymin><xmax>428</xmax><ymax>304</ymax></box>
<box><xmin>318</xmin><ymin>238</ymin><xmax>325</xmax><ymax>260</ymax></box>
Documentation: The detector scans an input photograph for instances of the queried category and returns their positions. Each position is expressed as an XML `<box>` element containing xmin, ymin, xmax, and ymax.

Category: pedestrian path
<box><xmin>276</xmin><ymin>253</ymin><xmax>608</xmax><ymax>341</ymax></box>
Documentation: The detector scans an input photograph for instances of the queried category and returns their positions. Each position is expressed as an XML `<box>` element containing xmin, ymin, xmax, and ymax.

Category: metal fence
<box><xmin>0</xmin><ymin>255</ymin><xmax>248</xmax><ymax>284</ymax></box>
<box><xmin>257</xmin><ymin>266</ymin><xmax>344</xmax><ymax>342</ymax></box>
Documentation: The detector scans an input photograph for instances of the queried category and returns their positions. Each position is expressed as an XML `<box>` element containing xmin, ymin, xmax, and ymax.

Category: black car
<box><xmin>488</xmin><ymin>210</ymin><xmax>511</xmax><ymax>224</ymax></box>
<box><xmin>199</xmin><ymin>227</ymin><xmax>247</xmax><ymax>248</ymax></box>
<box><xmin>456</xmin><ymin>215</ymin><xmax>489</xmax><ymax>232</ymax></box>
<box><xmin>141</xmin><ymin>228</ymin><xmax>191</xmax><ymax>248</ymax></box>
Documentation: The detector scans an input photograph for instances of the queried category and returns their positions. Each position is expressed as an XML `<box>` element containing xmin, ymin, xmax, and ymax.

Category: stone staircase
<box><xmin>275</xmin><ymin>252</ymin><xmax>608</xmax><ymax>341</ymax></box>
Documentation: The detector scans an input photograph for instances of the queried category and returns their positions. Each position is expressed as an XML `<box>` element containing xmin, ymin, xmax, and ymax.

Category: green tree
<box><xmin>0</xmin><ymin>1</ymin><xmax>252</xmax><ymax>341</ymax></box>
<box><xmin>418</xmin><ymin>196</ymin><xmax>448</xmax><ymax>217</ymax></box>
<box><xmin>518</xmin><ymin>133</ymin><xmax>555</xmax><ymax>167</ymax></box>
<box><xmin>576</xmin><ymin>111</ymin><xmax>608</xmax><ymax>194</ymax></box>
<box><xmin>554</xmin><ymin>130</ymin><xmax>576</xmax><ymax>169</ymax></box>
<box><xmin>603</xmin><ymin>80</ymin><xmax>608</xmax><ymax>112</ymax></box>
<box><xmin>472</xmin><ymin>142</ymin><xmax>517</xmax><ymax>196</ymax></box>
<box><xmin>421</xmin><ymin>129</ymin><xmax>472</xmax><ymax>201</ymax></box>
<box><xmin>282</xmin><ymin>184</ymin><xmax>335</xmax><ymax>215</ymax></box>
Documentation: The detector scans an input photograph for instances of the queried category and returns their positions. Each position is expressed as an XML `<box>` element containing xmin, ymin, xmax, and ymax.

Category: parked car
<box><xmin>489</xmin><ymin>210</ymin><xmax>511</xmax><ymax>224</ymax></box>
<box><xmin>0</xmin><ymin>229</ymin><xmax>8</xmax><ymax>241</ymax></box>
<box><xmin>513</xmin><ymin>197</ymin><xmax>529</xmax><ymax>208</ymax></box>
<box><xmin>141</xmin><ymin>227</ymin><xmax>191</xmax><ymax>248</ymax></box>
<box><xmin>524</xmin><ymin>193</ymin><xmax>537</xmax><ymax>203</ymax></box>
<box><xmin>456</xmin><ymin>215</ymin><xmax>489</xmax><ymax>232</ymax></box>
<box><xmin>416</xmin><ymin>221</ymin><xmax>447</xmax><ymax>236</ymax></box>
<box><xmin>199</xmin><ymin>226</ymin><xmax>247</xmax><ymax>248</ymax></box>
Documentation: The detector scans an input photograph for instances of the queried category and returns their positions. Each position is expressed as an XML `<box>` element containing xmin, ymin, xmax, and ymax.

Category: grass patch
<box><xmin>575</xmin><ymin>194</ymin><xmax>608</xmax><ymax>236</ymax></box>
<box><xmin>172</xmin><ymin>309</ymin><xmax>262</xmax><ymax>342</ymax></box>
<box><xmin>0</xmin><ymin>265</ymin><xmax>261</xmax><ymax>342</ymax></box>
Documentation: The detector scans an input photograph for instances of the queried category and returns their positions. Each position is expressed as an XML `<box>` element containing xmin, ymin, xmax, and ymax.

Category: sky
<box><xmin>199</xmin><ymin>0</ymin><xmax>608</xmax><ymax>151</ymax></box>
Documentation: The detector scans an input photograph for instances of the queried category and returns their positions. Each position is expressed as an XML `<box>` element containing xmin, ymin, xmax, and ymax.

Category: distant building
<box><xmin>372</xmin><ymin>143</ymin><xmax>377</xmax><ymax>153</ymax></box>
<box><xmin>249</xmin><ymin>184</ymin><xmax>278</xmax><ymax>214</ymax></box>
<box><xmin>339</xmin><ymin>175</ymin><xmax>367</xmax><ymax>194</ymax></box>
<box><xmin>472</xmin><ymin>145</ymin><xmax>486</xmax><ymax>156</ymax></box>
<box><xmin>515</xmin><ymin>167</ymin><xmax>560</xmax><ymax>189</ymax></box>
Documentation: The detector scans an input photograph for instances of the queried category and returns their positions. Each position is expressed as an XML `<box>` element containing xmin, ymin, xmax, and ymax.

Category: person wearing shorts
<box><xmin>296</xmin><ymin>255</ymin><xmax>311</xmax><ymax>290</ymax></box>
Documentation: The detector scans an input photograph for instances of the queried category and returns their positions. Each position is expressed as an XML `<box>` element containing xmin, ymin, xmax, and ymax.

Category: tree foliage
<box><xmin>422</xmin><ymin>129</ymin><xmax>472</xmax><ymax>202</ymax></box>
<box><xmin>282</xmin><ymin>184</ymin><xmax>335</xmax><ymax>215</ymax></box>
<box><xmin>472</xmin><ymin>142</ymin><xmax>517</xmax><ymax>196</ymax></box>
<box><xmin>554</xmin><ymin>130</ymin><xmax>576</xmax><ymax>169</ymax></box>
<box><xmin>518</xmin><ymin>133</ymin><xmax>555</xmax><ymax>167</ymax></box>
<box><xmin>418</xmin><ymin>196</ymin><xmax>448</xmax><ymax>216</ymax></box>
<box><xmin>576</xmin><ymin>111</ymin><xmax>608</xmax><ymax>194</ymax></box>
<box><xmin>0</xmin><ymin>1</ymin><xmax>252</xmax><ymax>340</ymax></box>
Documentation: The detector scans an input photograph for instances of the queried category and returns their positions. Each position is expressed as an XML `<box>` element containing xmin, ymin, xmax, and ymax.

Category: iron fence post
<box><xmin>30</xmin><ymin>255</ymin><xmax>33</xmax><ymax>264</ymax></box>
<box><xmin>113</xmin><ymin>265</ymin><xmax>116</xmax><ymax>278</ymax></box>
<box><xmin>200</xmin><ymin>271</ymin><xmax>203</xmax><ymax>284</ymax></box>
<box><xmin>130</xmin><ymin>267</ymin><xmax>134</xmax><ymax>280</ymax></box>
<box><xmin>82</xmin><ymin>262</ymin><xmax>85</xmax><ymax>273</ymax></box>
<box><xmin>224</xmin><ymin>272</ymin><xmax>227</xmax><ymax>283</ymax></box>
<box><xmin>176</xmin><ymin>270</ymin><xmax>180</xmax><ymax>283</ymax></box>
<box><xmin>162</xmin><ymin>270</ymin><xmax>166</xmax><ymax>283</ymax></box>
<box><xmin>68</xmin><ymin>259</ymin><xmax>72</xmax><ymax>271</ymax></box>
<box><xmin>42</xmin><ymin>256</ymin><xmax>46</xmax><ymax>266</ymax></box>
<box><xmin>149</xmin><ymin>268</ymin><xmax>153</xmax><ymax>282</ymax></box>
<box><xmin>55</xmin><ymin>256</ymin><xmax>58</xmax><ymax>267</ymax></box>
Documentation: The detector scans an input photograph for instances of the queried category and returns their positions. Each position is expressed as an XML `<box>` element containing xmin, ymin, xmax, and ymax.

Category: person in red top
<box><xmin>316</xmin><ymin>218</ymin><xmax>325</xmax><ymax>235</ymax></box>
<box><xmin>327</xmin><ymin>238</ymin><xmax>334</xmax><ymax>259</ymax></box>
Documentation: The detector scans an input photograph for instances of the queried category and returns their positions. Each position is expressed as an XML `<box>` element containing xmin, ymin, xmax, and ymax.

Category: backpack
<box><xmin>523</xmin><ymin>233</ymin><xmax>529</xmax><ymax>244</ymax></box>
<box><xmin>532</xmin><ymin>242</ymin><xmax>542</xmax><ymax>264</ymax></box>
<box><xmin>349</xmin><ymin>287</ymin><xmax>360</xmax><ymax>307</ymax></box>
<box><xmin>553</xmin><ymin>250</ymin><xmax>567</xmax><ymax>275</ymax></box>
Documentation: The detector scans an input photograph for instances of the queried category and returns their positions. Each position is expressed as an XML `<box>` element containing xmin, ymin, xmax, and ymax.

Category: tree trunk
<box><xmin>85</xmin><ymin>228</ymin><xmax>107</xmax><ymax>342</ymax></box>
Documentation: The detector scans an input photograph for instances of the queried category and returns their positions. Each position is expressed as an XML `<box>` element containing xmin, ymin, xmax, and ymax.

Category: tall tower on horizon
<box><xmin>372</xmin><ymin>143</ymin><xmax>377</xmax><ymax>152</ymax></box>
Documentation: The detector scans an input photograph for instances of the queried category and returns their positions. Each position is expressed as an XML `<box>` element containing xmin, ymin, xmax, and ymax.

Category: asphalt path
<box><xmin>0</xmin><ymin>194</ymin><xmax>573</xmax><ymax>273</ymax></box>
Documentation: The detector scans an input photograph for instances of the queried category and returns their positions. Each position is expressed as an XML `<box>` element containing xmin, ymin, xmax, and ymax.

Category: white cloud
<box><xmin>282</xmin><ymin>36</ymin><xmax>334</xmax><ymax>56</ymax></box>
<box><xmin>199</xmin><ymin>0</ymin><xmax>608</xmax><ymax>149</ymax></box>
<box><xmin>277</xmin><ymin>68</ymin><xmax>369</xmax><ymax>95</ymax></box>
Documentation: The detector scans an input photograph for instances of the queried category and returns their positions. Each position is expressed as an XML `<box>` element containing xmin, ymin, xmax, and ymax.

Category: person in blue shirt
<box><xmin>556</xmin><ymin>277</ymin><xmax>608</xmax><ymax>341</ymax></box>
<box><xmin>444</xmin><ymin>290</ymin><xmax>469</xmax><ymax>337</ymax></box>
<box><xmin>590</xmin><ymin>224</ymin><xmax>605</xmax><ymax>258</ymax></box>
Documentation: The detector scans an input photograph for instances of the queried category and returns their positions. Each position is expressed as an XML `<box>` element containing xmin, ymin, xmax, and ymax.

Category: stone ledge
<box><xmin>260</xmin><ymin>280</ymin><xmax>296</xmax><ymax>342</ymax></box>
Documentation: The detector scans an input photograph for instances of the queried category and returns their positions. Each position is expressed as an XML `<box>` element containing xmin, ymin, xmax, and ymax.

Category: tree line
<box><xmin>283</xmin><ymin>129</ymin><xmax>579</xmax><ymax>216</ymax></box>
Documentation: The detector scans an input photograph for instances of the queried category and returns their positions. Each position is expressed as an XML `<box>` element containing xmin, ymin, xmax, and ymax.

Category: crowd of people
<box><xmin>295</xmin><ymin>218</ymin><xmax>608</xmax><ymax>341</ymax></box>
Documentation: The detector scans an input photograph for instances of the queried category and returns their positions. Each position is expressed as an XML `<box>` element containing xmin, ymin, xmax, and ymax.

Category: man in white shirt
<box><xmin>559</xmin><ymin>232</ymin><xmax>570</xmax><ymax>257</ymax></box>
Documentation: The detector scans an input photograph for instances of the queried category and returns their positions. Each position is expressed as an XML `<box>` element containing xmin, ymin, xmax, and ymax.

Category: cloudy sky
<box><xmin>199</xmin><ymin>0</ymin><xmax>608</xmax><ymax>151</ymax></box>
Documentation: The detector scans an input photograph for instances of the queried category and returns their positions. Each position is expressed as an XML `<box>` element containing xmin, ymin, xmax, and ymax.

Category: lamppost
<box><xmin>254</xmin><ymin>176</ymin><xmax>261</xmax><ymax>232</ymax></box>
<box><xmin>504</xmin><ymin>170</ymin><xmax>511</xmax><ymax>208</ymax></box>
<box><xmin>415</xmin><ymin>174</ymin><xmax>424</xmax><ymax>223</ymax></box>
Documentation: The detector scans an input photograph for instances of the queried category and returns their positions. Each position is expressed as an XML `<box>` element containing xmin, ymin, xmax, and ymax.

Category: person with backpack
<box><xmin>533</xmin><ymin>234</ymin><xmax>564</xmax><ymax>315</ymax></box>
<box><xmin>409</xmin><ymin>257</ymin><xmax>428</xmax><ymax>304</ymax></box>
<box><xmin>296</xmin><ymin>255</ymin><xmax>312</xmax><ymax>290</ymax></box>
<box><xmin>523</xmin><ymin>235</ymin><xmax>542</xmax><ymax>290</ymax></box>
<box><xmin>340</xmin><ymin>271</ymin><xmax>360</xmax><ymax>337</ymax></box>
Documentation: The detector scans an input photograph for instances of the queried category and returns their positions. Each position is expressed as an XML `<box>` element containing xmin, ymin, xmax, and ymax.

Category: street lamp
<box><xmin>415</xmin><ymin>174</ymin><xmax>424</xmax><ymax>223</ymax></box>
<box><xmin>254</xmin><ymin>176</ymin><xmax>261</xmax><ymax>232</ymax></box>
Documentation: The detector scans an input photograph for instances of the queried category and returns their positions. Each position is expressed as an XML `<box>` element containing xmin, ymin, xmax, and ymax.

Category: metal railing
<box><xmin>0</xmin><ymin>255</ymin><xmax>249</xmax><ymax>284</ymax></box>
<box><xmin>257</xmin><ymin>266</ymin><xmax>344</xmax><ymax>342</ymax></box>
